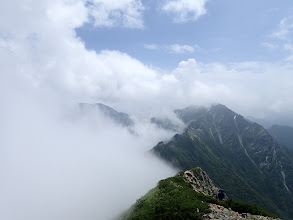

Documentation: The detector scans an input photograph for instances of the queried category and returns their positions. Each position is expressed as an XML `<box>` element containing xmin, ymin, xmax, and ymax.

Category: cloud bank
<box><xmin>167</xmin><ymin>44</ymin><xmax>195</xmax><ymax>53</ymax></box>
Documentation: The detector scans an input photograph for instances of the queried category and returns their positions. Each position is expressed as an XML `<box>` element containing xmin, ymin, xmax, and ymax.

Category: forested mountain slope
<box><xmin>152</xmin><ymin>105</ymin><xmax>293</xmax><ymax>219</ymax></box>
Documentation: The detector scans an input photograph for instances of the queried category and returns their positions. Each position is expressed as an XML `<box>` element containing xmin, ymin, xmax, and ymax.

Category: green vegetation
<box><xmin>120</xmin><ymin>173</ymin><xmax>210</xmax><ymax>220</ymax></box>
<box><xmin>120</xmin><ymin>172</ymin><xmax>277</xmax><ymax>220</ymax></box>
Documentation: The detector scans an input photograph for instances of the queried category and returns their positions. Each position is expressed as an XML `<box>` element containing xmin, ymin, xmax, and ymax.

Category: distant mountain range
<box><xmin>151</xmin><ymin>104</ymin><xmax>293</xmax><ymax>219</ymax></box>
<box><xmin>246</xmin><ymin>116</ymin><xmax>293</xmax><ymax>129</ymax></box>
<box><xmin>267</xmin><ymin>125</ymin><xmax>293</xmax><ymax>149</ymax></box>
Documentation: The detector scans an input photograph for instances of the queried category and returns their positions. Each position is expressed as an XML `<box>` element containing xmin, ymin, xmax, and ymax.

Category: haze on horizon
<box><xmin>1</xmin><ymin>0</ymin><xmax>293</xmax><ymax>219</ymax></box>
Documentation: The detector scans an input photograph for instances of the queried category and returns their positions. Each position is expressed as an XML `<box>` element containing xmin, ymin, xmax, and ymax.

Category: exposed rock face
<box><xmin>183</xmin><ymin>168</ymin><xmax>219</xmax><ymax>198</ymax></box>
<box><xmin>204</xmin><ymin>204</ymin><xmax>279</xmax><ymax>220</ymax></box>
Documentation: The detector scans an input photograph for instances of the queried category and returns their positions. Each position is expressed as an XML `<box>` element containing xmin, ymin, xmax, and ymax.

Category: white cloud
<box><xmin>87</xmin><ymin>0</ymin><xmax>145</xmax><ymax>28</ymax></box>
<box><xmin>144</xmin><ymin>43</ymin><xmax>159</xmax><ymax>50</ymax></box>
<box><xmin>167</xmin><ymin>44</ymin><xmax>195</xmax><ymax>53</ymax></box>
<box><xmin>285</xmin><ymin>54</ymin><xmax>293</xmax><ymax>61</ymax></box>
<box><xmin>284</xmin><ymin>43</ymin><xmax>293</xmax><ymax>51</ymax></box>
<box><xmin>271</xmin><ymin>16</ymin><xmax>293</xmax><ymax>41</ymax></box>
<box><xmin>144</xmin><ymin>43</ymin><xmax>196</xmax><ymax>54</ymax></box>
<box><xmin>162</xmin><ymin>0</ymin><xmax>208</xmax><ymax>23</ymax></box>
<box><xmin>265</xmin><ymin>16</ymin><xmax>293</xmax><ymax>62</ymax></box>
<box><xmin>47</xmin><ymin>1</ymin><xmax>88</xmax><ymax>29</ymax></box>
<box><xmin>262</xmin><ymin>42</ymin><xmax>278</xmax><ymax>50</ymax></box>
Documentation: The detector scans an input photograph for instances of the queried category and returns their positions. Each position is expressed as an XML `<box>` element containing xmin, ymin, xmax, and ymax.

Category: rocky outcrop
<box><xmin>204</xmin><ymin>204</ymin><xmax>279</xmax><ymax>220</ymax></box>
<box><xmin>183</xmin><ymin>168</ymin><xmax>219</xmax><ymax>198</ymax></box>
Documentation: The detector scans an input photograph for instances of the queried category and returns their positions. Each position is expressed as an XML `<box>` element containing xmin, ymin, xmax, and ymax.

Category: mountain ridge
<box><xmin>151</xmin><ymin>104</ymin><xmax>293</xmax><ymax>219</ymax></box>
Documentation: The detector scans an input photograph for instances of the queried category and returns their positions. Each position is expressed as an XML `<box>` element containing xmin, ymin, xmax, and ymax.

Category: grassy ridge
<box><xmin>120</xmin><ymin>172</ymin><xmax>278</xmax><ymax>220</ymax></box>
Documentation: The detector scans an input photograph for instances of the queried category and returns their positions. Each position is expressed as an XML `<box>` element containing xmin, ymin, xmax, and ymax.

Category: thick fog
<box><xmin>0</xmin><ymin>72</ymin><xmax>179</xmax><ymax>220</ymax></box>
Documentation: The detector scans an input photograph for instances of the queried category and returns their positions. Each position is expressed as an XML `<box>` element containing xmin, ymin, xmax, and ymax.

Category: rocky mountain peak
<box><xmin>210</xmin><ymin>103</ymin><xmax>230</xmax><ymax>112</ymax></box>
<box><xmin>209</xmin><ymin>104</ymin><xmax>237</xmax><ymax>118</ymax></box>
<box><xmin>174</xmin><ymin>104</ymin><xmax>238</xmax><ymax>126</ymax></box>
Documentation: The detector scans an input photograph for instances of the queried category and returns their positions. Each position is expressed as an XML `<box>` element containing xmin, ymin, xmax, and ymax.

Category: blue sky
<box><xmin>77</xmin><ymin>0</ymin><xmax>293</xmax><ymax>69</ymax></box>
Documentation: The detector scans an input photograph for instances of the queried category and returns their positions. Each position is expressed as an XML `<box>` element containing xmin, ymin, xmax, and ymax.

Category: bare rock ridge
<box><xmin>205</xmin><ymin>204</ymin><xmax>278</xmax><ymax>220</ymax></box>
